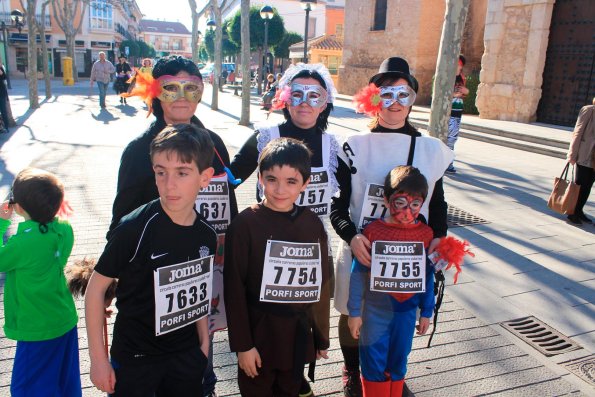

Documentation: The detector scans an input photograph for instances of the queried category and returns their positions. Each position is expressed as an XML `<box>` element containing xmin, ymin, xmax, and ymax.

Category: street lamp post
<box><xmin>300</xmin><ymin>0</ymin><xmax>316</xmax><ymax>63</ymax></box>
<box><xmin>1</xmin><ymin>9</ymin><xmax>24</xmax><ymax>90</ymax></box>
<box><xmin>259</xmin><ymin>5</ymin><xmax>273</xmax><ymax>94</ymax></box>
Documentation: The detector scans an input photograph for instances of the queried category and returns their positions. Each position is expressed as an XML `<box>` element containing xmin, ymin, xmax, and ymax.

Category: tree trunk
<box><xmin>66</xmin><ymin>33</ymin><xmax>77</xmax><ymax>83</ymax></box>
<box><xmin>189</xmin><ymin>0</ymin><xmax>200</xmax><ymax>63</ymax></box>
<box><xmin>40</xmin><ymin>1</ymin><xmax>51</xmax><ymax>98</ymax></box>
<box><xmin>26</xmin><ymin>0</ymin><xmax>39</xmax><ymax>109</ymax></box>
<box><xmin>256</xmin><ymin>47</ymin><xmax>262</xmax><ymax>95</ymax></box>
<box><xmin>239</xmin><ymin>0</ymin><xmax>250</xmax><ymax>126</ymax></box>
<box><xmin>428</xmin><ymin>0</ymin><xmax>470</xmax><ymax>142</ymax></box>
<box><xmin>210</xmin><ymin>0</ymin><xmax>222</xmax><ymax>110</ymax></box>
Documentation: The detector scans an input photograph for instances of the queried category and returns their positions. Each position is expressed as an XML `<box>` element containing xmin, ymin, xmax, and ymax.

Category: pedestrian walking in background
<box><xmin>0</xmin><ymin>59</ymin><xmax>11</xmax><ymax>133</ymax></box>
<box><xmin>229</xmin><ymin>62</ymin><xmax>339</xmax><ymax>397</ymax></box>
<box><xmin>114</xmin><ymin>55</ymin><xmax>132</xmax><ymax>105</ymax></box>
<box><xmin>261</xmin><ymin>73</ymin><xmax>276</xmax><ymax>111</ymax></box>
<box><xmin>90</xmin><ymin>51</ymin><xmax>116</xmax><ymax>109</ymax></box>
<box><xmin>139</xmin><ymin>58</ymin><xmax>153</xmax><ymax>75</ymax></box>
<box><xmin>333</xmin><ymin>56</ymin><xmax>453</xmax><ymax>396</ymax></box>
<box><xmin>112</xmin><ymin>56</ymin><xmax>239</xmax><ymax>397</ymax></box>
<box><xmin>445</xmin><ymin>54</ymin><xmax>469</xmax><ymax>174</ymax></box>
<box><xmin>227</xmin><ymin>69</ymin><xmax>236</xmax><ymax>85</ymax></box>
<box><xmin>567</xmin><ymin>98</ymin><xmax>595</xmax><ymax>225</ymax></box>
<box><xmin>220</xmin><ymin>68</ymin><xmax>228</xmax><ymax>92</ymax></box>
<box><xmin>0</xmin><ymin>168</ymin><xmax>81</xmax><ymax>397</ymax></box>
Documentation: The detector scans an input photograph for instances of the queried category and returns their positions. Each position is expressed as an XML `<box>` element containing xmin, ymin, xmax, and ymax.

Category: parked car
<box><xmin>200</xmin><ymin>63</ymin><xmax>235</xmax><ymax>81</ymax></box>
<box><xmin>200</xmin><ymin>64</ymin><xmax>214</xmax><ymax>80</ymax></box>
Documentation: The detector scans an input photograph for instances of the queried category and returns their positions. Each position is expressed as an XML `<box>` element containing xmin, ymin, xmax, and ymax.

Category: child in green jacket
<box><xmin>0</xmin><ymin>167</ymin><xmax>80</xmax><ymax>397</ymax></box>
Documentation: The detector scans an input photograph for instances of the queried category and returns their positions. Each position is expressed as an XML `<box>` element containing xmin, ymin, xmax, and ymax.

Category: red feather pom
<box><xmin>271</xmin><ymin>86</ymin><xmax>291</xmax><ymax>110</ymax></box>
<box><xmin>434</xmin><ymin>236</ymin><xmax>474</xmax><ymax>284</ymax></box>
<box><xmin>122</xmin><ymin>69</ymin><xmax>162</xmax><ymax>117</ymax></box>
<box><xmin>353</xmin><ymin>84</ymin><xmax>383</xmax><ymax>116</ymax></box>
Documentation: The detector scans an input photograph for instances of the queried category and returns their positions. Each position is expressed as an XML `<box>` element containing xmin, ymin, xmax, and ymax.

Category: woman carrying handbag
<box><xmin>566</xmin><ymin>98</ymin><xmax>595</xmax><ymax>224</ymax></box>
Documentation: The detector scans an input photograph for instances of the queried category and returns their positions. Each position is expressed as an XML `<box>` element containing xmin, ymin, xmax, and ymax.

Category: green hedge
<box><xmin>463</xmin><ymin>70</ymin><xmax>479</xmax><ymax>115</ymax></box>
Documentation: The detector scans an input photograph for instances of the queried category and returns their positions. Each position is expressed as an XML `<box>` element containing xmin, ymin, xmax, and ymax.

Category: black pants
<box><xmin>111</xmin><ymin>347</ymin><xmax>207</xmax><ymax>397</ymax></box>
<box><xmin>574</xmin><ymin>164</ymin><xmax>594</xmax><ymax>215</ymax></box>
<box><xmin>238</xmin><ymin>364</ymin><xmax>301</xmax><ymax>397</ymax></box>
<box><xmin>0</xmin><ymin>95</ymin><xmax>9</xmax><ymax>128</ymax></box>
<box><xmin>339</xmin><ymin>314</ymin><xmax>360</xmax><ymax>371</ymax></box>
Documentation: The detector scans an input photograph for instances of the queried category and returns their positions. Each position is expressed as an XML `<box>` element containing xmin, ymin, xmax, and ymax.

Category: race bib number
<box><xmin>154</xmin><ymin>256</ymin><xmax>214</xmax><ymax>336</ymax></box>
<box><xmin>195</xmin><ymin>175</ymin><xmax>230</xmax><ymax>234</ymax></box>
<box><xmin>260</xmin><ymin>240</ymin><xmax>322</xmax><ymax>303</ymax></box>
<box><xmin>358</xmin><ymin>183</ymin><xmax>389</xmax><ymax>231</ymax></box>
<box><xmin>296</xmin><ymin>170</ymin><xmax>331</xmax><ymax>217</ymax></box>
<box><xmin>370</xmin><ymin>241</ymin><xmax>426</xmax><ymax>293</ymax></box>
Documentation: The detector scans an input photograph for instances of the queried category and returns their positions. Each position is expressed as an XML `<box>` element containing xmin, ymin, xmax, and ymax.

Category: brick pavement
<box><xmin>0</xmin><ymin>80</ymin><xmax>593</xmax><ymax>396</ymax></box>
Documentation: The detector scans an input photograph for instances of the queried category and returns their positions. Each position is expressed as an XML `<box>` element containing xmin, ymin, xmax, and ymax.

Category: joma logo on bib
<box><xmin>382</xmin><ymin>245</ymin><xmax>415</xmax><ymax>254</ymax></box>
<box><xmin>168</xmin><ymin>263</ymin><xmax>203</xmax><ymax>283</ymax></box>
<box><xmin>200</xmin><ymin>183</ymin><xmax>225</xmax><ymax>194</ymax></box>
<box><xmin>280</xmin><ymin>246</ymin><xmax>314</xmax><ymax>258</ymax></box>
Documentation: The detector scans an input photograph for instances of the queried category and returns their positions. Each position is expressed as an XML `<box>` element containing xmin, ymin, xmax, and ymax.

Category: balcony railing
<box><xmin>115</xmin><ymin>22</ymin><xmax>135</xmax><ymax>41</ymax></box>
<box><xmin>0</xmin><ymin>12</ymin><xmax>51</xmax><ymax>29</ymax></box>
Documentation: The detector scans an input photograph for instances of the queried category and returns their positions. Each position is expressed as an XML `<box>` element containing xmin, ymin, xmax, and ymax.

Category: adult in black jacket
<box><xmin>109</xmin><ymin>56</ymin><xmax>238</xmax><ymax>397</ymax></box>
<box><xmin>110</xmin><ymin>56</ymin><xmax>238</xmax><ymax>234</ymax></box>
<box><xmin>114</xmin><ymin>56</ymin><xmax>132</xmax><ymax>104</ymax></box>
<box><xmin>0</xmin><ymin>60</ymin><xmax>10</xmax><ymax>132</ymax></box>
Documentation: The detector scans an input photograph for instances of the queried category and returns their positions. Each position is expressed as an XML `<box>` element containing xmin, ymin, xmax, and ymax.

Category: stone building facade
<box><xmin>475</xmin><ymin>0</ymin><xmax>554</xmax><ymax>122</ymax></box>
<box><xmin>340</xmin><ymin>0</ymin><xmax>594</xmax><ymax>126</ymax></box>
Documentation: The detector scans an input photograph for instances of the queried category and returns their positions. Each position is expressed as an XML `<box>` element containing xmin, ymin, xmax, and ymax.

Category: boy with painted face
<box><xmin>347</xmin><ymin>165</ymin><xmax>435</xmax><ymax>397</ymax></box>
<box><xmin>224</xmin><ymin>138</ymin><xmax>330</xmax><ymax>396</ymax></box>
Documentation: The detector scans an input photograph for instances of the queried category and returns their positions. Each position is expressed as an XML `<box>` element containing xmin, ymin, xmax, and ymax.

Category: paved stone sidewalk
<box><xmin>0</xmin><ymin>81</ymin><xmax>593</xmax><ymax>396</ymax></box>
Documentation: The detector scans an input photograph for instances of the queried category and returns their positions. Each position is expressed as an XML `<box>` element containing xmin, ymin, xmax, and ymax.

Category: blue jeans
<box><xmin>97</xmin><ymin>81</ymin><xmax>109</xmax><ymax>107</ymax></box>
<box><xmin>203</xmin><ymin>333</ymin><xmax>217</xmax><ymax>396</ymax></box>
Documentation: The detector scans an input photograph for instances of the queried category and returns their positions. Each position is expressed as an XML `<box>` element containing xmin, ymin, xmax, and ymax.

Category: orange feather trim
<box><xmin>353</xmin><ymin>84</ymin><xmax>383</xmax><ymax>116</ymax></box>
<box><xmin>434</xmin><ymin>236</ymin><xmax>474</xmax><ymax>284</ymax></box>
<box><xmin>121</xmin><ymin>69</ymin><xmax>161</xmax><ymax>117</ymax></box>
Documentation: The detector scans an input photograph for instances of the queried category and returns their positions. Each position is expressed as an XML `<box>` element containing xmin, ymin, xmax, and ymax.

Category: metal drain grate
<box><xmin>501</xmin><ymin>316</ymin><xmax>582</xmax><ymax>357</ymax></box>
<box><xmin>447</xmin><ymin>205</ymin><xmax>490</xmax><ymax>228</ymax></box>
<box><xmin>562</xmin><ymin>355</ymin><xmax>595</xmax><ymax>386</ymax></box>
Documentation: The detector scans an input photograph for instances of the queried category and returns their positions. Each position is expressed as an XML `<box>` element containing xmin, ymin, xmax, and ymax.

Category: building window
<box><xmin>172</xmin><ymin>40</ymin><xmax>181</xmax><ymax>50</ymax></box>
<box><xmin>372</xmin><ymin>0</ymin><xmax>387</xmax><ymax>31</ymax></box>
<box><xmin>308</xmin><ymin>17</ymin><xmax>316</xmax><ymax>38</ymax></box>
<box><xmin>90</xmin><ymin>0</ymin><xmax>113</xmax><ymax>30</ymax></box>
<box><xmin>336</xmin><ymin>24</ymin><xmax>343</xmax><ymax>38</ymax></box>
<box><xmin>319</xmin><ymin>55</ymin><xmax>340</xmax><ymax>75</ymax></box>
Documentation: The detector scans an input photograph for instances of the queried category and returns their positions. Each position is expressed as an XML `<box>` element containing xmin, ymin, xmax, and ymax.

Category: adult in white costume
<box><xmin>330</xmin><ymin>57</ymin><xmax>453</xmax><ymax>396</ymax></box>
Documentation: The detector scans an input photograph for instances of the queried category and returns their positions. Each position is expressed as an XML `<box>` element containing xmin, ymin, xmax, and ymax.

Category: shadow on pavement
<box><xmin>91</xmin><ymin>108</ymin><xmax>120</xmax><ymax>124</ymax></box>
<box><xmin>118</xmin><ymin>104</ymin><xmax>139</xmax><ymax>117</ymax></box>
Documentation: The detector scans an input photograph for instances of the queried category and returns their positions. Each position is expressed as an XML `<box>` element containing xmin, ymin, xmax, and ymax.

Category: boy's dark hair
<box><xmin>150</xmin><ymin>124</ymin><xmax>214</xmax><ymax>172</ymax></box>
<box><xmin>458</xmin><ymin>54</ymin><xmax>466</xmax><ymax>66</ymax></box>
<box><xmin>281</xmin><ymin>69</ymin><xmax>334</xmax><ymax>131</ymax></box>
<box><xmin>258</xmin><ymin>137</ymin><xmax>312</xmax><ymax>183</ymax></box>
<box><xmin>383</xmin><ymin>165</ymin><xmax>428</xmax><ymax>201</ymax></box>
<box><xmin>151</xmin><ymin>56</ymin><xmax>203</xmax><ymax>121</ymax></box>
<box><xmin>12</xmin><ymin>168</ymin><xmax>64</xmax><ymax>225</ymax></box>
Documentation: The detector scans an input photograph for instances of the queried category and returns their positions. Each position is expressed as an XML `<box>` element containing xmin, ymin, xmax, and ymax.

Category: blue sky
<box><xmin>136</xmin><ymin>0</ymin><xmax>209</xmax><ymax>31</ymax></box>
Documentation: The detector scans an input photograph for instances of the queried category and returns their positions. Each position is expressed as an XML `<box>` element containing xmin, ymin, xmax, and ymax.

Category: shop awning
<box><xmin>9</xmin><ymin>33</ymin><xmax>51</xmax><ymax>44</ymax></box>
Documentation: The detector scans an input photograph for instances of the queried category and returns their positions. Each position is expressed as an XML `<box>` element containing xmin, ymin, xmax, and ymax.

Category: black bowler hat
<box><xmin>369</xmin><ymin>57</ymin><xmax>419</xmax><ymax>92</ymax></box>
